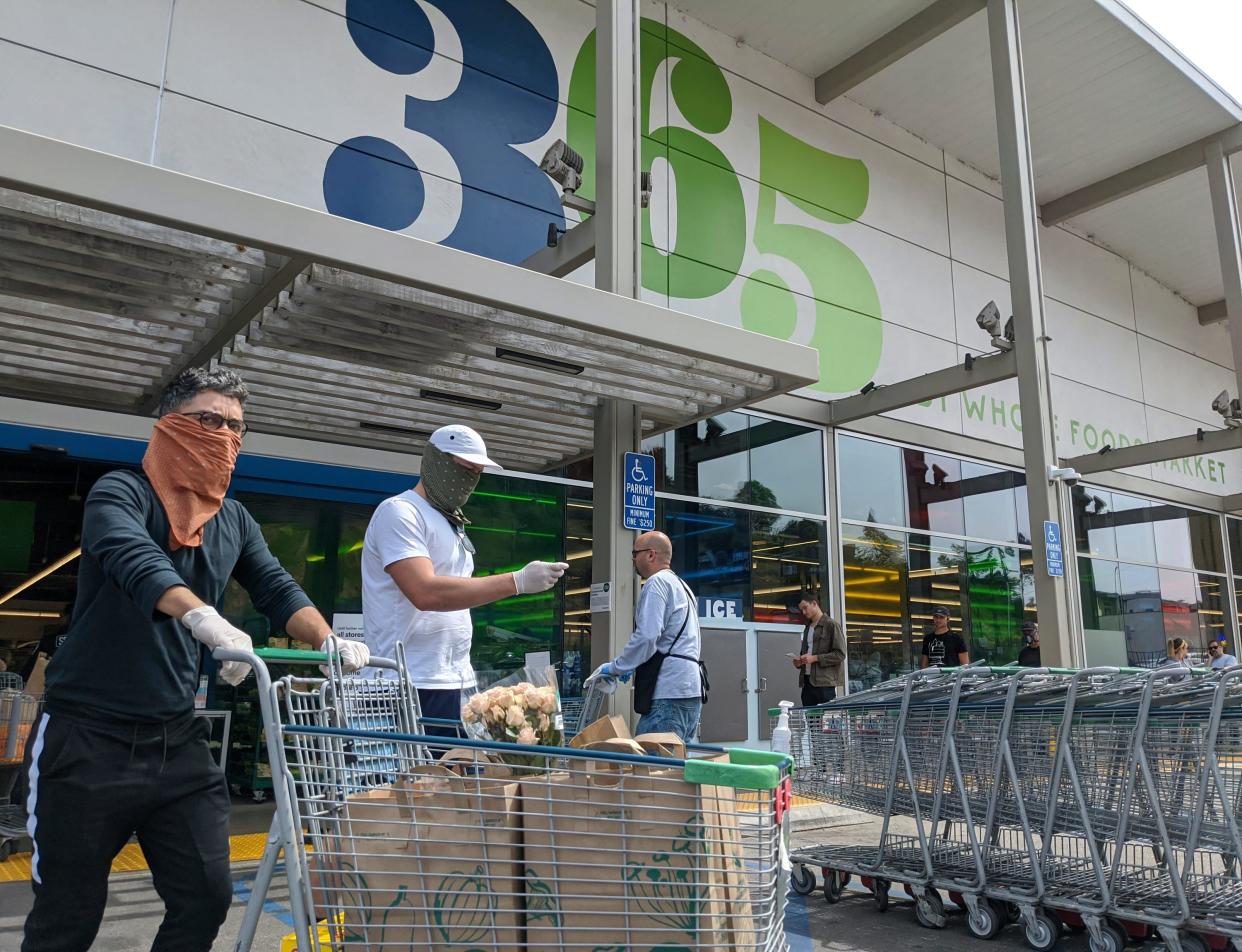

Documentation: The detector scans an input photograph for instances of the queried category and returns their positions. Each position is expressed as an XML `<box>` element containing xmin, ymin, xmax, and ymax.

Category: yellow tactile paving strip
<box><xmin>0</xmin><ymin>831</ymin><xmax>271</xmax><ymax>884</ymax></box>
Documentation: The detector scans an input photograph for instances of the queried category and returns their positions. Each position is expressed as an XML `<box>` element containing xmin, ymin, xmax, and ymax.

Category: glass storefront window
<box><xmin>842</xmin><ymin>524</ymin><xmax>911</xmax><ymax>687</ymax></box>
<box><xmin>751</xmin><ymin>513</ymin><xmax>829</xmax><ymax>623</ymax></box>
<box><xmin>961</xmin><ymin>461</ymin><xmax>1019</xmax><ymax>544</ymax></box>
<box><xmin>1111</xmin><ymin>492</ymin><xmax>1158</xmax><ymax>564</ymax></box>
<box><xmin>1230</xmin><ymin>519</ymin><xmax>1242</xmax><ymax>575</ymax></box>
<box><xmin>1148</xmin><ymin>503</ymin><xmax>1224</xmax><ymax>572</ymax></box>
<box><xmin>838</xmin><ymin>435</ymin><xmax>905</xmax><ymax>527</ymax></box>
<box><xmin>1073</xmin><ymin>487</ymin><xmax>1117</xmax><ymax>558</ymax></box>
<box><xmin>965</xmin><ymin>541</ymin><xmax>1028</xmax><ymax>664</ymax></box>
<box><xmin>663</xmin><ymin>499</ymin><xmax>752</xmax><ymax>611</ymax></box>
<box><xmin>749</xmin><ymin>419</ymin><xmax>825</xmax><ymax>514</ymax></box>
<box><xmin>904</xmin><ymin>449</ymin><xmax>965</xmax><ymax>536</ymax></box>
<box><xmin>665</xmin><ymin>411</ymin><xmax>750</xmax><ymax>502</ymax></box>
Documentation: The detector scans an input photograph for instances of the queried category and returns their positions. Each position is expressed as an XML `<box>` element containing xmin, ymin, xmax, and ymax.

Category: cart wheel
<box><xmin>915</xmin><ymin>890</ymin><xmax>947</xmax><ymax>929</ymax></box>
<box><xmin>790</xmin><ymin>865</ymin><xmax>816</xmax><ymax>896</ymax></box>
<box><xmin>824</xmin><ymin>871</ymin><xmax>844</xmax><ymax>904</ymax></box>
<box><xmin>1025</xmin><ymin>911</ymin><xmax>1061</xmax><ymax>952</ymax></box>
<box><xmin>1002</xmin><ymin>902</ymin><xmax>1022</xmax><ymax>925</ymax></box>
<box><xmin>0</xmin><ymin>840</ymin><xmax>11</xmax><ymax>863</ymax></box>
<box><xmin>873</xmin><ymin>878</ymin><xmax>890</xmax><ymax>912</ymax></box>
<box><xmin>1089</xmin><ymin>923</ymin><xmax>1128</xmax><ymax>952</ymax></box>
<box><xmin>1180</xmin><ymin>934</ymin><xmax>1209</xmax><ymax>952</ymax></box>
<box><xmin>967</xmin><ymin>898</ymin><xmax>1005</xmax><ymax>940</ymax></box>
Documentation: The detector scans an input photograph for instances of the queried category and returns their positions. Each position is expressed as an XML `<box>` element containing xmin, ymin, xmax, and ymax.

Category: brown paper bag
<box><xmin>331</xmin><ymin>769</ymin><xmax>523</xmax><ymax>952</ymax></box>
<box><xmin>568</xmin><ymin>714</ymin><xmax>631</xmax><ymax>749</ymax></box>
<box><xmin>521</xmin><ymin>758</ymin><xmax>739</xmax><ymax>952</ymax></box>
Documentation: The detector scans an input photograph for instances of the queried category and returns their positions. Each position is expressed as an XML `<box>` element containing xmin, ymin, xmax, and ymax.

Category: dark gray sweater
<box><xmin>45</xmin><ymin>470</ymin><xmax>313</xmax><ymax>722</ymax></box>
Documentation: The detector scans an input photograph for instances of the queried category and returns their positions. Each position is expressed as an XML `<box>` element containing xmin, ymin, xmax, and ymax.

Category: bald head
<box><xmin>632</xmin><ymin>530</ymin><xmax>672</xmax><ymax>579</ymax></box>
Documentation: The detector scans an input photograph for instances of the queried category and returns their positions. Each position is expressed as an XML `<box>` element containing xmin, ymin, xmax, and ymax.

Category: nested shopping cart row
<box><xmin>219</xmin><ymin>642</ymin><xmax>794</xmax><ymax>952</ymax></box>
<box><xmin>776</xmin><ymin>664</ymin><xmax>1242</xmax><ymax>952</ymax></box>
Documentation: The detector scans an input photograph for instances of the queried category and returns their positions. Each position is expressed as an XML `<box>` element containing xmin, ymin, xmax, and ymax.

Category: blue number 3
<box><xmin>324</xmin><ymin>0</ymin><xmax>563</xmax><ymax>264</ymax></box>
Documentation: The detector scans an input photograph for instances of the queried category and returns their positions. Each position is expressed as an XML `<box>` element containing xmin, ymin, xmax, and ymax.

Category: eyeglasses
<box><xmin>180</xmin><ymin>411</ymin><xmax>247</xmax><ymax>437</ymax></box>
<box><xmin>631</xmin><ymin>548</ymin><xmax>653</xmax><ymax>558</ymax></box>
<box><xmin>1210</xmin><ymin>644</ymin><xmax>1223</xmax><ymax>651</ymax></box>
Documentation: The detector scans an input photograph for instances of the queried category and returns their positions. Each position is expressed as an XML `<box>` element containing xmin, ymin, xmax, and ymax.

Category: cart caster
<box><xmin>1002</xmin><ymin>901</ymin><xmax>1022</xmax><ymax>925</ymax></box>
<box><xmin>790</xmin><ymin>865</ymin><xmax>816</xmax><ymax>896</ymax></box>
<box><xmin>1089</xmin><ymin>922</ymin><xmax>1128</xmax><ymax>952</ymax></box>
<box><xmin>914</xmin><ymin>889</ymin><xmax>947</xmax><ymax>929</ymax></box>
<box><xmin>0</xmin><ymin>840</ymin><xmax>11</xmax><ymax>862</ymax></box>
<box><xmin>1025</xmin><ymin>911</ymin><xmax>1062</xmax><ymax>952</ymax></box>
<box><xmin>873</xmin><ymin>878</ymin><xmax>890</xmax><ymax>913</ymax></box>
<box><xmin>824</xmin><ymin>870</ymin><xmax>845</xmax><ymax>904</ymax></box>
<box><xmin>967</xmin><ymin>898</ymin><xmax>1005</xmax><ymax>940</ymax></box>
<box><xmin>1180</xmin><ymin>934</ymin><xmax>1209</xmax><ymax>952</ymax></box>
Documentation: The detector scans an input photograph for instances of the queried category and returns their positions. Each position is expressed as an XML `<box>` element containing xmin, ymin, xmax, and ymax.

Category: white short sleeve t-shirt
<box><xmin>362</xmin><ymin>490</ymin><xmax>476</xmax><ymax>689</ymax></box>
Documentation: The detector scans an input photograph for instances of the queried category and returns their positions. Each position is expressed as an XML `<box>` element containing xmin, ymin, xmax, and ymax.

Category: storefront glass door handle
<box><xmin>753</xmin><ymin>678</ymin><xmax>768</xmax><ymax>694</ymax></box>
<box><xmin>739</xmin><ymin>677</ymin><xmax>748</xmax><ymax>694</ymax></box>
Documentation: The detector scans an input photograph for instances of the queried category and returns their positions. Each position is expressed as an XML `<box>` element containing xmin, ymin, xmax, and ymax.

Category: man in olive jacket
<box><xmin>792</xmin><ymin>594</ymin><xmax>847</xmax><ymax>706</ymax></box>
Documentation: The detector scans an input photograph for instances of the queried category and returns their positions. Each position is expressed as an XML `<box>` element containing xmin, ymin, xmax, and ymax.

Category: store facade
<box><xmin>3</xmin><ymin>0</ymin><xmax>1242</xmax><ymax>744</ymax></box>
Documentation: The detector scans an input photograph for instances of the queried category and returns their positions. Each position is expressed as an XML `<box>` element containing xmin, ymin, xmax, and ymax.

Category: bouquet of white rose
<box><xmin>460</xmin><ymin>665</ymin><xmax>563</xmax><ymax>766</ymax></box>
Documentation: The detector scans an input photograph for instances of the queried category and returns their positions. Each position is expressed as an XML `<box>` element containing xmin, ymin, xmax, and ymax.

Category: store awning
<box><xmin>671</xmin><ymin>0</ymin><xmax>1242</xmax><ymax>313</ymax></box>
<box><xmin>0</xmin><ymin>125</ymin><xmax>818</xmax><ymax>472</ymax></box>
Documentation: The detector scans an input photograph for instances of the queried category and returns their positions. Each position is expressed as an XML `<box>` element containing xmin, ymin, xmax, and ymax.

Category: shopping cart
<box><xmin>223</xmin><ymin>643</ymin><xmax>795</xmax><ymax>952</ymax></box>
<box><xmin>0</xmin><ymin>679</ymin><xmax>40</xmax><ymax>861</ymax></box>
<box><xmin>231</xmin><ymin>640</ymin><xmax>425</xmax><ymax>952</ymax></box>
<box><xmin>561</xmin><ymin>674</ymin><xmax>610</xmax><ymax>741</ymax></box>
<box><xmin>1181</xmin><ymin>666</ymin><xmax>1242</xmax><ymax>952</ymax></box>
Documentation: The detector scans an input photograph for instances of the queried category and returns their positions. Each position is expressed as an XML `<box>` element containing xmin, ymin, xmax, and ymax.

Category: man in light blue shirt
<box><xmin>1208</xmin><ymin>640</ymin><xmax>1238</xmax><ymax>669</ymax></box>
<box><xmin>588</xmin><ymin>531</ymin><xmax>703</xmax><ymax>743</ymax></box>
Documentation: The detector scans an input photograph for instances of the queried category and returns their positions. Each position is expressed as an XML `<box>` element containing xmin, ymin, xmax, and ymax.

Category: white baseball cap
<box><xmin>428</xmin><ymin>424</ymin><xmax>501</xmax><ymax>470</ymax></box>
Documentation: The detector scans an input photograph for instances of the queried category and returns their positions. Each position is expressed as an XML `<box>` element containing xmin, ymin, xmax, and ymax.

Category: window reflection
<box><xmin>838</xmin><ymin>435</ymin><xmax>905</xmax><ymax>526</ymax></box>
<box><xmin>1111</xmin><ymin>492</ymin><xmax>1157</xmax><ymax>564</ymax></box>
<box><xmin>903</xmin><ymin>450</ymin><xmax>965</xmax><ymax>536</ymax></box>
<box><xmin>1072</xmin><ymin>487</ymin><xmax>1117</xmax><ymax>558</ymax></box>
<box><xmin>965</xmin><ymin>542</ymin><xmax>1028</xmax><ymax>664</ymax></box>
<box><xmin>663</xmin><ymin>500</ymin><xmax>752</xmax><ymax>610</ymax></box>
<box><xmin>842</xmin><ymin>525</ymin><xmax>910</xmax><ymax>687</ymax></box>
<box><xmin>752</xmin><ymin>514</ymin><xmax>828</xmax><ymax>623</ymax></box>
<box><xmin>750</xmin><ymin>420</ymin><xmax>824</xmax><ymax>514</ymax></box>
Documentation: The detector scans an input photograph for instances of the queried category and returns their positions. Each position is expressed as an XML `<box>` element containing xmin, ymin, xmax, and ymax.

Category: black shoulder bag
<box><xmin>632</xmin><ymin>579</ymin><xmax>710</xmax><ymax>715</ymax></box>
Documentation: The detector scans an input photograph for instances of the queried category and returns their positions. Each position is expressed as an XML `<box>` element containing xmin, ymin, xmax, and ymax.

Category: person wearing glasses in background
<box><xmin>1208</xmin><ymin>639</ymin><xmax>1238</xmax><ymax>670</ymax></box>
<box><xmin>23</xmin><ymin>368</ymin><xmax>366</xmax><ymax>952</ymax></box>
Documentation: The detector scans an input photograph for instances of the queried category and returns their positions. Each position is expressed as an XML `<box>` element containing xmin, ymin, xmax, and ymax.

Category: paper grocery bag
<box><xmin>330</xmin><ymin>770</ymin><xmax>523</xmax><ymax>952</ymax></box>
<box><xmin>568</xmin><ymin>714</ymin><xmax>631</xmax><ymax>749</ymax></box>
<box><xmin>521</xmin><ymin>761</ymin><xmax>736</xmax><ymax>952</ymax></box>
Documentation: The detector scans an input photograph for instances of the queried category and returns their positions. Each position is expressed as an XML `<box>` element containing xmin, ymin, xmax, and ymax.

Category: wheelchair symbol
<box><xmin>631</xmin><ymin>459</ymin><xmax>649</xmax><ymax>483</ymax></box>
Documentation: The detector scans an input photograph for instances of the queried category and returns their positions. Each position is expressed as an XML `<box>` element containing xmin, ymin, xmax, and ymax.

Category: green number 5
<box><xmin>741</xmin><ymin>116</ymin><xmax>883</xmax><ymax>393</ymax></box>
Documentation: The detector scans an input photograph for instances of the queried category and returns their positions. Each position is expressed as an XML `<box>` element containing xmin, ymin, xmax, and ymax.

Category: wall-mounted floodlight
<box><xmin>1212</xmin><ymin>389</ymin><xmax>1242</xmax><ymax>429</ymax></box>
<box><xmin>976</xmin><ymin>300</ymin><xmax>1015</xmax><ymax>352</ymax></box>
<box><xmin>540</xmin><ymin>140</ymin><xmax>584</xmax><ymax>193</ymax></box>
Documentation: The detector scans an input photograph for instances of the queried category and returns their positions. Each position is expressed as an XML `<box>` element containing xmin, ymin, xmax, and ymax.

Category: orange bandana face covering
<box><xmin>142</xmin><ymin>414</ymin><xmax>241</xmax><ymax>549</ymax></box>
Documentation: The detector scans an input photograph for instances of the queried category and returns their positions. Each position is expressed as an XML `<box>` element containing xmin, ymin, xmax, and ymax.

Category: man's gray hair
<box><xmin>156</xmin><ymin>368</ymin><xmax>249</xmax><ymax>417</ymax></box>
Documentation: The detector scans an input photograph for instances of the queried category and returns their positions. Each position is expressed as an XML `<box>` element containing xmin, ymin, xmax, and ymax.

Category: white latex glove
<box><xmin>182</xmin><ymin>606</ymin><xmax>253</xmax><ymax>687</ymax></box>
<box><xmin>513</xmin><ymin>560</ymin><xmax>570</xmax><ymax>595</ymax></box>
<box><xmin>323</xmin><ymin>639</ymin><xmax>371</xmax><ymax>675</ymax></box>
<box><xmin>584</xmin><ymin>663</ymin><xmax>619</xmax><ymax>694</ymax></box>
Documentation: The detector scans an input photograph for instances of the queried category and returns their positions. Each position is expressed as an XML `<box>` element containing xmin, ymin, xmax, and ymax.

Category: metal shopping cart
<box><xmin>0</xmin><ymin>677</ymin><xmax>41</xmax><ymax>861</ymax></box>
<box><xmin>223</xmin><ymin>643</ymin><xmax>795</xmax><ymax>952</ymax></box>
<box><xmin>560</xmin><ymin>674</ymin><xmax>610</xmax><ymax>741</ymax></box>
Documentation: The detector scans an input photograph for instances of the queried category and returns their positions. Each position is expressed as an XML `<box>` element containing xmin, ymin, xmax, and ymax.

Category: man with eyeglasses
<box><xmin>362</xmin><ymin>424</ymin><xmax>569</xmax><ymax>734</ymax></box>
<box><xmin>1208</xmin><ymin>640</ymin><xmax>1238</xmax><ymax>670</ymax></box>
<box><xmin>586</xmin><ymin>531</ymin><xmax>704</xmax><ymax>744</ymax></box>
<box><xmin>23</xmin><ymin>368</ymin><xmax>365</xmax><ymax>952</ymax></box>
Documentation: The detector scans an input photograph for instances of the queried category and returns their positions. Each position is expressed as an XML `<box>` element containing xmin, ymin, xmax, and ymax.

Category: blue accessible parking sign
<box><xmin>623</xmin><ymin>452</ymin><xmax>656</xmax><ymax>531</ymax></box>
<box><xmin>1043</xmin><ymin>520</ymin><xmax>1064</xmax><ymax>577</ymax></box>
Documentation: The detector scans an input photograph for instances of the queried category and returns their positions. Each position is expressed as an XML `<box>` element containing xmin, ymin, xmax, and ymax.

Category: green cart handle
<box><xmin>252</xmin><ymin>647</ymin><xmax>398</xmax><ymax>671</ymax></box>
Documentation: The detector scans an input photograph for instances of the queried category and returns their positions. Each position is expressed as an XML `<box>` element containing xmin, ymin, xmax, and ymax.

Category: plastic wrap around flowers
<box><xmin>461</xmin><ymin>682</ymin><xmax>562</xmax><ymax>749</ymax></box>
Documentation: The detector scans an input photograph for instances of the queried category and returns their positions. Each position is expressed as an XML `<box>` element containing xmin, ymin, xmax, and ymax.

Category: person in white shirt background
<box><xmin>362</xmin><ymin>425</ymin><xmax>568</xmax><ymax>734</ymax></box>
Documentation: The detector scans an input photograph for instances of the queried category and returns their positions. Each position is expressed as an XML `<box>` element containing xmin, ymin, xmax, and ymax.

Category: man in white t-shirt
<box><xmin>362</xmin><ymin>425</ymin><xmax>568</xmax><ymax>732</ymax></box>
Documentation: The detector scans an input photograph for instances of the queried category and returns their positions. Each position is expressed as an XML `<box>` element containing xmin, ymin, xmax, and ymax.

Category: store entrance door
<box><xmin>698</xmin><ymin>627</ymin><xmax>748</xmax><ymax>743</ymax></box>
<box><xmin>755</xmin><ymin>627</ymin><xmax>803</xmax><ymax>741</ymax></box>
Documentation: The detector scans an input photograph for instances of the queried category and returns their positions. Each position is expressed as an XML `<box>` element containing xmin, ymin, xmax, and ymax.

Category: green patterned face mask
<box><xmin>420</xmin><ymin>443</ymin><xmax>481</xmax><ymax>525</ymax></box>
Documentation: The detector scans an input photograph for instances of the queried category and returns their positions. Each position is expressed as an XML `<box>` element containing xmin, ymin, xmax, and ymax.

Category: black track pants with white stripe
<box><xmin>22</xmin><ymin>709</ymin><xmax>232</xmax><ymax>952</ymax></box>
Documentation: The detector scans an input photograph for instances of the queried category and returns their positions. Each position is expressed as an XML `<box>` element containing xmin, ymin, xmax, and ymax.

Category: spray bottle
<box><xmin>770</xmin><ymin>700</ymin><xmax>795</xmax><ymax>754</ymax></box>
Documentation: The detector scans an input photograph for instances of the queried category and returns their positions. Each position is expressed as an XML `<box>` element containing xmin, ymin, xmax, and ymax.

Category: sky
<box><xmin>1122</xmin><ymin>0</ymin><xmax>1242</xmax><ymax>109</ymax></box>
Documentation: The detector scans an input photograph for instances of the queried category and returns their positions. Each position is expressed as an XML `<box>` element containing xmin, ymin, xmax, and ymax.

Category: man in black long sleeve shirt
<box><xmin>23</xmin><ymin>368</ymin><xmax>368</xmax><ymax>952</ymax></box>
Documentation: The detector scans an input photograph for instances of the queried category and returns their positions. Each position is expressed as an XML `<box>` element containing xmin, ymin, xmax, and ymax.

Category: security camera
<box><xmin>976</xmin><ymin>300</ymin><xmax>1014</xmax><ymax>352</ymax></box>
<box><xmin>1048</xmin><ymin>465</ymin><xmax>1081</xmax><ymax>487</ymax></box>
<box><xmin>1212</xmin><ymin>389</ymin><xmax>1242</xmax><ymax>428</ymax></box>
<box><xmin>540</xmin><ymin>139</ymin><xmax>584</xmax><ymax>193</ymax></box>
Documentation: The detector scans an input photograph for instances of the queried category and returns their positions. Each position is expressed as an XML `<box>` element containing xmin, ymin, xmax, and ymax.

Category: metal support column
<box><xmin>590</xmin><ymin>0</ymin><xmax>641</xmax><ymax>721</ymax></box>
<box><xmin>1205</xmin><ymin>139</ymin><xmax>1242</xmax><ymax>398</ymax></box>
<box><xmin>987</xmin><ymin>0</ymin><xmax>1077</xmax><ymax>667</ymax></box>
